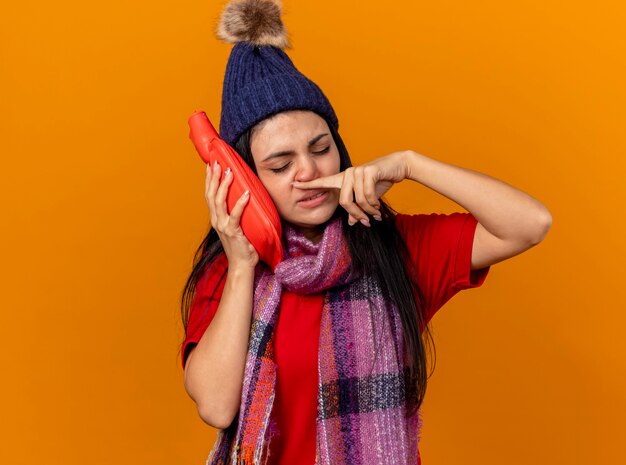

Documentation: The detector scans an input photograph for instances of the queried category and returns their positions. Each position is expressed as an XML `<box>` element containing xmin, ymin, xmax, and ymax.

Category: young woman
<box><xmin>180</xmin><ymin>2</ymin><xmax>552</xmax><ymax>464</ymax></box>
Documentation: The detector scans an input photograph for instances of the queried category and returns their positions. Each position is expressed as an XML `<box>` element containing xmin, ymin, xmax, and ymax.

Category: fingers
<box><xmin>204</xmin><ymin>161</ymin><xmax>257</xmax><ymax>267</ymax></box>
<box><xmin>206</xmin><ymin>161</ymin><xmax>249</xmax><ymax>231</ymax></box>
<box><xmin>205</xmin><ymin>161</ymin><xmax>229</xmax><ymax>228</ymax></box>
<box><xmin>292</xmin><ymin>172</ymin><xmax>343</xmax><ymax>190</ymax></box>
<box><xmin>215</xmin><ymin>165</ymin><xmax>232</xmax><ymax>220</ymax></box>
<box><xmin>229</xmin><ymin>189</ymin><xmax>250</xmax><ymax>225</ymax></box>
<box><xmin>354</xmin><ymin>167</ymin><xmax>380</xmax><ymax>217</ymax></box>
<box><xmin>339</xmin><ymin>168</ymin><xmax>367</xmax><ymax>226</ymax></box>
<box><xmin>362</xmin><ymin>167</ymin><xmax>381</xmax><ymax>211</ymax></box>
<box><xmin>340</xmin><ymin>167</ymin><xmax>382</xmax><ymax>227</ymax></box>
<box><xmin>205</xmin><ymin>162</ymin><xmax>218</xmax><ymax>226</ymax></box>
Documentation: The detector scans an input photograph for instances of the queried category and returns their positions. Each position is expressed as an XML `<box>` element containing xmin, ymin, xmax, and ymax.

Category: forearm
<box><xmin>403</xmin><ymin>150</ymin><xmax>552</xmax><ymax>243</ymax></box>
<box><xmin>183</xmin><ymin>265</ymin><xmax>255</xmax><ymax>429</ymax></box>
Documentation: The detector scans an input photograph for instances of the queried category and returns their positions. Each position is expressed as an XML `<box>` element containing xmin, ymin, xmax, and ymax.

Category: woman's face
<box><xmin>250</xmin><ymin>110</ymin><xmax>341</xmax><ymax>243</ymax></box>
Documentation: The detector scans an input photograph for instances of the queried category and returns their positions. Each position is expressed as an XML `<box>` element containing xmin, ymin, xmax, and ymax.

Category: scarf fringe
<box><xmin>205</xmin><ymin>385</ymin><xmax>278</xmax><ymax>465</ymax></box>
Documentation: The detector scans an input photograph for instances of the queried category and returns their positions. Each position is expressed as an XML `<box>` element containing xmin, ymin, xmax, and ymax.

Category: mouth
<box><xmin>298</xmin><ymin>190</ymin><xmax>328</xmax><ymax>202</ymax></box>
<box><xmin>297</xmin><ymin>190</ymin><xmax>330</xmax><ymax>208</ymax></box>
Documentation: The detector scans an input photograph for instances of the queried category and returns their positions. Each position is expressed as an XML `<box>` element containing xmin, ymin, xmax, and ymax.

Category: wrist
<box><xmin>228</xmin><ymin>263</ymin><xmax>256</xmax><ymax>278</ymax></box>
<box><xmin>403</xmin><ymin>150</ymin><xmax>426</xmax><ymax>183</ymax></box>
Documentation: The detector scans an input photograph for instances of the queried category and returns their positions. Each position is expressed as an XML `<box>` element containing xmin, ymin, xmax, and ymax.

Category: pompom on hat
<box><xmin>216</xmin><ymin>0</ymin><xmax>339</xmax><ymax>148</ymax></box>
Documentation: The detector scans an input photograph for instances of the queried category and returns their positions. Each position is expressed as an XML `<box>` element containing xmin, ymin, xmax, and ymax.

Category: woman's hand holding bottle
<box><xmin>205</xmin><ymin>161</ymin><xmax>259</xmax><ymax>269</ymax></box>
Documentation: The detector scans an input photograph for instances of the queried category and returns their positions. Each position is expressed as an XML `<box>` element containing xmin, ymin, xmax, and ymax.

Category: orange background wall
<box><xmin>2</xmin><ymin>0</ymin><xmax>624</xmax><ymax>463</ymax></box>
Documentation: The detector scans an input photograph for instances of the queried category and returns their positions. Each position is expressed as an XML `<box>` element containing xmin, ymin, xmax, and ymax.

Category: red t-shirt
<box><xmin>182</xmin><ymin>212</ymin><xmax>490</xmax><ymax>465</ymax></box>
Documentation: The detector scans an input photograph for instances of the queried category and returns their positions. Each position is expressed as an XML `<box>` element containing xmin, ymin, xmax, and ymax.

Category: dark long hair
<box><xmin>179</xmin><ymin>113</ymin><xmax>436</xmax><ymax>415</ymax></box>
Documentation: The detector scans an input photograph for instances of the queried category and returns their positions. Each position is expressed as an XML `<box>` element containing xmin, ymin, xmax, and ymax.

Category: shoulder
<box><xmin>393</xmin><ymin>211</ymin><xmax>474</xmax><ymax>240</ymax></box>
<box><xmin>196</xmin><ymin>252</ymin><xmax>229</xmax><ymax>299</ymax></box>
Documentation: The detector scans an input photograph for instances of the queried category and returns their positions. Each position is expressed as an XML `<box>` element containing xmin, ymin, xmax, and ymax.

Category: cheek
<box><xmin>329</xmin><ymin>151</ymin><xmax>341</xmax><ymax>173</ymax></box>
<box><xmin>261</xmin><ymin>177</ymin><xmax>291</xmax><ymax>207</ymax></box>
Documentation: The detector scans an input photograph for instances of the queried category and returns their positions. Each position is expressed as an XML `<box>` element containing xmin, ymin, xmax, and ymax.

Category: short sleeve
<box><xmin>181</xmin><ymin>253</ymin><xmax>228</xmax><ymax>369</ymax></box>
<box><xmin>394</xmin><ymin>212</ymin><xmax>490</xmax><ymax>325</ymax></box>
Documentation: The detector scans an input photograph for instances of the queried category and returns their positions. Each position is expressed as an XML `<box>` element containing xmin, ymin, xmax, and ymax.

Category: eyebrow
<box><xmin>261</xmin><ymin>133</ymin><xmax>330</xmax><ymax>162</ymax></box>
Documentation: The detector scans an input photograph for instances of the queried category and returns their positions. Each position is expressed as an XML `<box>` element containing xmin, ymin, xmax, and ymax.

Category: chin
<box><xmin>284</xmin><ymin>204</ymin><xmax>339</xmax><ymax>229</ymax></box>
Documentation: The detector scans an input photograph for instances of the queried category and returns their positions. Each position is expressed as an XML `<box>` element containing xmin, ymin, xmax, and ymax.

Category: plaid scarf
<box><xmin>207</xmin><ymin>216</ymin><xmax>422</xmax><ymax>465</ymax></box>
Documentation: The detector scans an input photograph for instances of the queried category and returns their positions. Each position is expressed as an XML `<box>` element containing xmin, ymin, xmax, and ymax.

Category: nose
<box><xmin>294</xmin><ymin>155</ymin><xmax>319</xmax><ymax>183</ymax></box>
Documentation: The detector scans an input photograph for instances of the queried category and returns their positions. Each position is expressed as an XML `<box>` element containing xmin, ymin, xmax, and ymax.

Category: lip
<box><xmin>297</xmin><ymin>190</ymin><xmax>329</xmax><ymax>208</ymax></box>
<box><xmin>297</xmin><ymin>189</ymin><xmax>328</xmax><ymax>202</ymax></box>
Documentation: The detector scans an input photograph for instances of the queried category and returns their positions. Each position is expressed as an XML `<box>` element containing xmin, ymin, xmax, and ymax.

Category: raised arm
<box><xmin>291</xmin><ymin>150</ymin><xmax>552</xmax><ymax>270</ymax></box>
<box><xmin>184</xmin><ymin>161</ymin><xmax>260</xmax><ymax>429</ymax></box>
<box><xmin>403</xmin><ymin>151</ymin><xmax>552</xmax><ymax>270</ymax></box>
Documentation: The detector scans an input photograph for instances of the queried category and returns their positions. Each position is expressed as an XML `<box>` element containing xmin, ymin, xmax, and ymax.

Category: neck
<box><xmin>292</xmin><ymin>224</ymin><xmax>324</xmax><ymax>244</ymax></box>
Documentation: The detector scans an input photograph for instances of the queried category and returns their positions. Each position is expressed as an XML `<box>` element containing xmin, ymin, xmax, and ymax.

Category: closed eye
<box><xmin>314</xmin><ymin>147</ymin><xmax>331</xmax><ymax>155</ymax></box>
<box><xmin>269</xmin><ymin>147</ymin><xmax>331</xmax><ymax>173</ymax></box>
<box><xmin>270</xmin><ymin>164</ymin><xmax>290</xmax><ymax>173</ymax></box>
